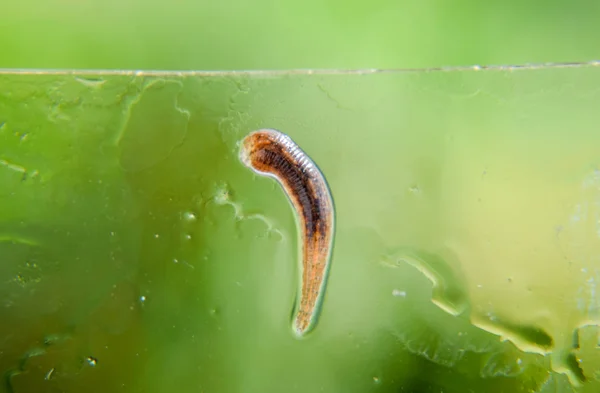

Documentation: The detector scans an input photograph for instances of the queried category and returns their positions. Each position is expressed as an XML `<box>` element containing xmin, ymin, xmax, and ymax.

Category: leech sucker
<box><xmin>239</xmin><ymin>129</ymin><xmax>335</xmax><ymax>336</ymax></box>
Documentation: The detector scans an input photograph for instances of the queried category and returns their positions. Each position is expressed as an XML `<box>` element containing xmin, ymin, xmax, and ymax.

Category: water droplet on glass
<box><xmin>214</xmin><ymin>184</ymin><xmax>231</xmax><ymax>204</ymax></box>
<box><xmin>392</xmin><ymin>289</ymin><xmax>406</xmax><ymax>298</ymax></box>
<box><xmin>408</xmin><ymin>185</ymin><xmax>421</xmax><ymax>194</ymax></box>
<box><xmin>182</xmin><ymin>211</ymin><xmax>197</xmax><ymax>222</ymax></box>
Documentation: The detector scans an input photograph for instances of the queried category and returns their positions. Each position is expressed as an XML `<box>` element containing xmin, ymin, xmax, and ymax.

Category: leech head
<box><xmin>239</xmin><ymin>129</ymin><xmax>291</xmax><ymax>174</ymax></box>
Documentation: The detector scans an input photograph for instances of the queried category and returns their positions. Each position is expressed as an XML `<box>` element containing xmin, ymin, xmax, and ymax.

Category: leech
<box><xmin>239</xmin><ymin>129</ymin><xmax>335</xmax><ymax>336</ymax></box>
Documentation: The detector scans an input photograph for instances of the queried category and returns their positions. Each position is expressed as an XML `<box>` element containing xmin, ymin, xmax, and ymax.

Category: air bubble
<box><xmin>86</xmin><ymin>356</ymin><xmax>97</xmax><ymax>367</ymax></box>
<box><xmin>182</xmin><ymin>211</ymin><xmax>197</xmax><ymax>222</ymax></box>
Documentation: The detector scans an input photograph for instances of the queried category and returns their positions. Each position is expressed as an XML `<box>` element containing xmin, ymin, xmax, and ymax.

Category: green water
<box><xmin>2</xmin><ymin>0</ymin><xmax>600</xmax><ymax>70</ymax></box>
<box><xmin>1</xmin><ymin>66</ymin><xmax>600</xmax><ymax>392</ymax></box>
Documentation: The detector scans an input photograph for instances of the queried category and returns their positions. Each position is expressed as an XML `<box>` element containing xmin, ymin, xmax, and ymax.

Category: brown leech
<box><xmin>239</xmin><ymin>129</ymin><xmax>335</xmax><ymax>336</ymax></box>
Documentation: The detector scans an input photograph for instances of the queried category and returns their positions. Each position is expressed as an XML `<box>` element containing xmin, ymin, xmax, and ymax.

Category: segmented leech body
<box><xmin>239</xmin><ymin>129</ymin><xmax>335</xmax><ymax>336</ymax></box>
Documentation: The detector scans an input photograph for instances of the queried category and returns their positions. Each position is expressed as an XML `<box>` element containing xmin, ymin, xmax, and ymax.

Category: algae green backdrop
<box><xmin>2</xmin><ymin>66</ymin><xmax>600</xmax><ymax>393</ymax></box>
<box><xmin>2</xmin><ymin>1</ymin><xmax>600</xmax><ymax>393</ymax></box>
<box><xmin>1</xmin><ymin>0</ymin><xmax>600</xmax><ymax>70</ymax></box>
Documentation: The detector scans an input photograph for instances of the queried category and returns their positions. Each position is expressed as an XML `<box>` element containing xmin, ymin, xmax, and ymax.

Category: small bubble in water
<box><xmin>154</xmin><ymin>234</ymin><xmax>160</xmax><ymax>239</ymax></box>
<box><xmin>86</xmin><ymin>356</ymin><xmax>98</xmax><ymax>367</ymax></box>
<box><xmin>183</xmin><ymin>212</ymin><xmax>197</xmax><ymax>222</ymax></box>
<box><xmin>184</xmin><ymin>234</ymin><xmax>192</xmax><ymax>240</ymax></box>
<box><xmin>140</xmin><ymin>295</ymin><xmax>146</xmax><ymax>303</ymax></box>
<box><xmin>373</xmin><ymin>376</ymin><xmax>381</xmax><ymax>384</ymax></box>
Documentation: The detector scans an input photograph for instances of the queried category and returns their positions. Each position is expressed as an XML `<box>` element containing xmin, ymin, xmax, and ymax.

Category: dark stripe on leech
<box><xmin>251</xmin><ymin>137</ymin><xmax>322</xmax><ymax>237</ymax></box>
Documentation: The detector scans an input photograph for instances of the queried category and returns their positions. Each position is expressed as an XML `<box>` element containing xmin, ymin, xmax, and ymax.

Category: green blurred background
<box><xmin>1</xmin><ymin>0</ymin><xmax>599</xmax><ymax>70</ymax></box>
<box><xmin>2</xmin><ymin>1</ymin><xmax>600</xmax><ymax>393</ymax></box>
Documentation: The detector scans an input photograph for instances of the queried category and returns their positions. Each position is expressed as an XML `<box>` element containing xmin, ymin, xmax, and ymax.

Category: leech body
<box><xmin>239</xmin><ymin>129</ymin><xmax>335</xmax><ymax>336</ymax></box>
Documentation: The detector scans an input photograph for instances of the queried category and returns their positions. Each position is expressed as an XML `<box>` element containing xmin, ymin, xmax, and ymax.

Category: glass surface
<box><xmin>1</xmin><ymin>65</ymin><xmax>600</xmax><ymax>392</ymax></box>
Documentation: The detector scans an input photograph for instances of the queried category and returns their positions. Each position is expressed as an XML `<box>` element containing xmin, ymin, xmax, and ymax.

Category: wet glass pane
<box><xmin>1</xmin><ymin>65</ymin><xmax>600</xmax><ymax>392</ymax></box>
